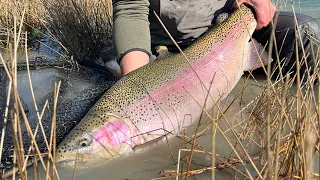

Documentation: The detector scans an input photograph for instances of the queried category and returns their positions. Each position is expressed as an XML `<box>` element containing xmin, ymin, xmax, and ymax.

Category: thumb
<box><xmin>233</xmin><ymin>0</ymin><xmax>246</xmax><ymax>9</ymax></box>
<box><xmin>233</xmin><ymin>0</ymin><xmax>254</xmax><ymax>9</ymax></box>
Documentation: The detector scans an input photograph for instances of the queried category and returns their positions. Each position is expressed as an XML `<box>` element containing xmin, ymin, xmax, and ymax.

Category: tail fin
<box><xmin>245</xmin><ymin>39</ymin><xmax>272</xmax><ymax>71</ymax></box>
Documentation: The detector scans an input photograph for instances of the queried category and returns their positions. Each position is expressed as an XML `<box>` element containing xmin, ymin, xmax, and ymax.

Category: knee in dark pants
<box><xmin>252</xmin><ymin>11</ymin><xmax>320</xmax><ymax>83</ymax></box>
<box><xmin>289</xmin><ymin>15</ymin><xmax>320</xmax><ymax>80</ymax></box>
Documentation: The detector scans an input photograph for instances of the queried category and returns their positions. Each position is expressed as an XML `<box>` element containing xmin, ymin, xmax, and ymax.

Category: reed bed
<box><xmin>0</xmin><ymin>1</ymin><xmax>113</xmax><ymax>179</ymax></box>
<box><xmin>0</xmin><ymin>12</ymin><xmax>60</xmax><ymax>180</ymax></box>
<box><xmin>0</xmin><ymin>0</ymin><xmax>46</xmax><ymax>49</ymax></box>
<box><xmin>0</xmin><ymin>0</ymin><xmax>320</xmax><ymax>180</ymax></box>
<box><xmin>0</xmin><ymin>0</ymin><xmax>45</xmax><ymax>28</ymax></box>
<box><xmin>153</xmin><ymin>1</ymin><xmax>320</xmax><ymax>180</ymax></box>
<box><xmin>42</xmin><ymin>0</ymin><xmax>113</xmax><ymax>63</ymax></box>
<box><xmin>1</xmin><ymin>0</ymin><xmax>113</xmax><ymax>65</ymax></box>
<box><xmin>157</xmin><ymin>58</ymin><xmax>320</xmax><ymax>179</ymax></box>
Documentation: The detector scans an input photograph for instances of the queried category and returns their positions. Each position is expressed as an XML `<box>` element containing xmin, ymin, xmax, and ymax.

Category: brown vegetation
<box><xmin>0</xmin><ymin>0</ymin><xmax>113</xmax><ymax>63</ymax></box>
<box><xmin>1</xmin><ymin>0</ymin><xmax>320</xmax><ymax>179</ymax></box>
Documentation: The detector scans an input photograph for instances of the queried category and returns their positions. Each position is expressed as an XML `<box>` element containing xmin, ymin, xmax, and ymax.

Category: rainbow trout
<box><xmin>56</xmin><ymin>5</ymin><xmax>269</xmax><ymax>165</ymax></box>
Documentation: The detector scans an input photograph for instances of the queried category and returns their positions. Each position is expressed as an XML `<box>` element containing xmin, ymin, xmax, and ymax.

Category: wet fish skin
<box><xmin>56</xmin><ymin>5</ymin><xmax>268</xmax><ymax>166</ymax></box>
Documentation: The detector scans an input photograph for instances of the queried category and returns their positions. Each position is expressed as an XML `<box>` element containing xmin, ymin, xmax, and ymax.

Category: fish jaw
<box><xmin>56</xmin><ymin>114</ymin><xmax>143</xmax><ymax>165</ymax></box>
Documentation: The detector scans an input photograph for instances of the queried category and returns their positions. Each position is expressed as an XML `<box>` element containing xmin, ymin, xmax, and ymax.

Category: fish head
<box><xmin>55</xmin><ymin>112</ymin><xmax>142</xmax><ymax>166</ymax></box>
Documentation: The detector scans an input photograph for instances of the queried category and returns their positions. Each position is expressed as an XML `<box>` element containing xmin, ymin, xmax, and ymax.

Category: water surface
<box><xmin>22</xmin><ymin>1</ymin><xmax>320</xmax><ymax>179</ymax></box>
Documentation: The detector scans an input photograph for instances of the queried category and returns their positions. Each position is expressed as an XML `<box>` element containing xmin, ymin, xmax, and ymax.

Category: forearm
<box><xmin>120</xmin><ymin>51</ymin><xmax>149</xmax><ymax>75</ymax></box>
<box><xmin>113</xmin><ymin>0</ymin><xmax>151</xmax><ymax>64</ymax></box>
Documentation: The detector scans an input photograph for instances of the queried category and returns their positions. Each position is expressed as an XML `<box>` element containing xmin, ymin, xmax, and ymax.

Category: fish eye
<box><xmin>78</xmin><ymin>137</ymin><xmax>92</xmax><ymax>148</ymax></box>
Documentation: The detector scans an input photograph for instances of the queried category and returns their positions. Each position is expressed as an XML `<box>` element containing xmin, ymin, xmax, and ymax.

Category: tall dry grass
<box><xmin>0</xmin><ymin>0</ymin><xmax>320</xmax><ymax>179</ymax></box>
<box><xmin>42</xmin><ymin>0</ymin><xmax>113</xmax><ymax>63</ymax></box>
<box><xmin>0</xmin><ymin>10</ymin><xmax>61</xmax><ymax>179</ymax></box>
<box><xmin>0</xmin><ymin>0</ymin><xmax>45</xmax><ymax>48</ymax></box>
<box><xmin>0</xmin><ymin>1</ymin><xmax>114</xmax><ymax>179</ymax></box>
<box><xmin>154</xmin><ymin>1</ymin><xmax>320</xmax><ymax>180</ymax></box>
<box><xmin>0</xmin><ymin>0</ymin><xmax>45</xmax><ymax>27</ymax></box>
<box><xmin>1</xmin><ymin>0</ymin><xmax>113</xmax><ymax>65</ymax></box>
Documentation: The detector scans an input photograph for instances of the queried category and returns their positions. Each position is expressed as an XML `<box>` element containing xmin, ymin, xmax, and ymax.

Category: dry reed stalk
<box><xmin>185</xmin><ymin>76</ymin><xmax>216</xmax><ymax>174</ymax></box>
<box><xmin>0</xmin><ymin>0</ymin><xmax>46</xmax><ymax>47</ymax></box>
<box><xmin>211</xmin><ymin>98</ymin><xmax>219</xmax><ymax>180</ymax></box>
<box><xmin>0</xmin><ymin>32</ymin><xmax>50</xmax><ymax>180</ymax></box>
<box><xmin>0</xmin><ymin>0</ymin><xmax>45</xmax><ymax>26</ymax></box>
<box><xmin>154</xmin><ymin>2</ymin><xmax>272</xmax><ymax>179</ymax></box>
<box><xmin>1</xmin><ymin>0</ymin><xmax>320</xmax><ymax>179</ymax></box>
<box><xmin>45</xmin><ymin>81</ymin><xmax>61</xmax><ymax>180</ymax></box>
<box><xmin>156</xmin><ymin>1</ymin><xmax>320</xmax><ymax>179</ymax></box>
<box><xmin>154</xmin><ymin>10</ymin><xmax>256</xmax><ymax>178</ymax></box>
<box><xmin>1</xmin><ymin>0</ymin><xmax>113</xmax><ymax>69</ymax></box>
<box><xmin>0</xmin><ymin>6</ymin><xmax>62</xmax><ymax>179</ymax></box>
<box><xmin>182</xmin><ymin>86</ymin><xmax>257</xmax><ymax>179</ymax></box>
<box><xmin>0</xmin><ymin>68</ymin><xmax>12</xmax><ymax>163</ymax></box>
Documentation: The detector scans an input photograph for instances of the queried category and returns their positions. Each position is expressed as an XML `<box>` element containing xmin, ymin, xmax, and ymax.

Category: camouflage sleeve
<box><xmin>112</xmin><ymin>0</ymin><xmax>151</xmax><ymax>63</ymax></box>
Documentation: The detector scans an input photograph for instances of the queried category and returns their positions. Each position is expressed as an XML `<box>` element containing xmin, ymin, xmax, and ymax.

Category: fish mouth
<box><xmin>56</xmin><ymin>152</ymin><xmax>98</xmax><ymax>165</ymax></box>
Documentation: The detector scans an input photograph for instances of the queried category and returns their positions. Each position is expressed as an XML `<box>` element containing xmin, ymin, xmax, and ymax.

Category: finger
<box><xmin>234</xmin><ymin>0</ymin><xmax>254</xmax><ymax>10</ymax></box>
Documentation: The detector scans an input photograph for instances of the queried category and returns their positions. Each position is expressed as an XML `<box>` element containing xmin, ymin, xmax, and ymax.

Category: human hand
<box><xmin>233</xmin><ymin>0</ymin><xmax>276</xmax><ymax>30</ymax></box>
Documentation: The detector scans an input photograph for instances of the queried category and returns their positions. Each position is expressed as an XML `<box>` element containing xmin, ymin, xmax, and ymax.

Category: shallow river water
<box><xmin>23</xmin><ymin>74</ymin><xmax>318</xmax><ymax>180</ymax></box>
<box><xmin>28</xmin><ymin>76</ymin><xmax>266</xmax><ymax>180</ymax></box>
<box><xmin>16</xmin><ymin>1</ymin><xmax>320</xmax><ymax>179</ymax></box>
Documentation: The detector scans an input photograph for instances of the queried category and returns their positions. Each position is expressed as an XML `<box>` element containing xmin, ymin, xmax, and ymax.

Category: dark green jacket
<box><xmin>112</xmin><ymin>0</ymin><xmax>235</xmax><ymax>61</ymax></box>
